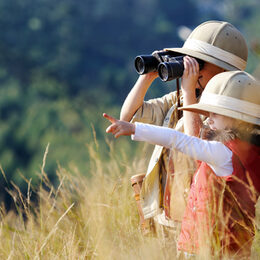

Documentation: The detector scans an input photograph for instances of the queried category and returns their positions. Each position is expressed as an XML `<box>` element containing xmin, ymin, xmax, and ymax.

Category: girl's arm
<box><xmin>103</xmin><ymin>114</ymin><xmax>233</xmax><ymax>176</ymax></box>
<box><xmin>133</xmin><ymin>122</ymin><xmax>233</xmax><ymax>176</ymax></box>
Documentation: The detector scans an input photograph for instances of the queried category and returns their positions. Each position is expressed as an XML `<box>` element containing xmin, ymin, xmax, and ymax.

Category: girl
<box><xmin>103</xmin><ymin>71</ymin><xmax>260</xmax><ymax>258</ymax></box>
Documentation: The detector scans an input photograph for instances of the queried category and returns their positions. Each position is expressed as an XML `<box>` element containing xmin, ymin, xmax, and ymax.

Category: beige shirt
<box><xmin>131</xmin><ymin>91</ymin><xmax>197</xmax><ymax>222</ymax></box>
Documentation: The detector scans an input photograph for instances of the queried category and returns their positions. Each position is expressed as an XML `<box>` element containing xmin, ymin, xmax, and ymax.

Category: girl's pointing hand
<box><xmin>103</xmin><ymin>113</ymin><xmax>135</xmax><ymax>138</ymax></box>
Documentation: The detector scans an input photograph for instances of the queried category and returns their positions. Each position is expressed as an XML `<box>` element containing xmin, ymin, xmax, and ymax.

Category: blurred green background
<box><xmin>0</xmin><ymin>0</ymin><xmax>259</xmax><ymax>206</ymax></box>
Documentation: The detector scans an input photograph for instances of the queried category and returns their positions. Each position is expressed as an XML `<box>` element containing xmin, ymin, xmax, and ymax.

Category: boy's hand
<box><xmin>181</xmin><ymin>56</ymin><xmax>200</xmax><ymax>95</ymax></box>
<box><xmin>103</xmin><ymin>113</ymin><xmax>136</xmax><ymax>138</ymax></box>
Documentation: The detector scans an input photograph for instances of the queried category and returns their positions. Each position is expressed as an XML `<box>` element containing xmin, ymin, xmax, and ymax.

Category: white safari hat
<box><xmin>180</xmin><ymin>71</ymin><xmax>260</xmax><ymax>126</ymax></box>
<box><xmin>165</xmin><ymin>21</ymin><xmax>248</xmax><ymax>71</ymax></box>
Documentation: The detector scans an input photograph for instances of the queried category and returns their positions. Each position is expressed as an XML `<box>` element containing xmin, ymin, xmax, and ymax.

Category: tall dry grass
<box><xmin>0</xmin><ymin>141</ymin><xmax>259</xmax><ymax>260</ymax></box>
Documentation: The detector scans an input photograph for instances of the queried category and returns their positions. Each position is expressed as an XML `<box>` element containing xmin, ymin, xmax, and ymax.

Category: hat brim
<box><xmin>165</xmin><ymin>47</ymin><xmax>240</xmax><ymax>71</ymax></box>
<box><xmin>179</xmin><ymin>103</ymin><xmax>260</xmax><ymax>126</ymax></box>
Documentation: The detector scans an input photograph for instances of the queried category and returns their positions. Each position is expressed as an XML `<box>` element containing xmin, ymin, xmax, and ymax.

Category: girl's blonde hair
<box><xmin>201</xmin><ymin>118</ymin><xmax>260</xmax><ymax>146</ymax></box>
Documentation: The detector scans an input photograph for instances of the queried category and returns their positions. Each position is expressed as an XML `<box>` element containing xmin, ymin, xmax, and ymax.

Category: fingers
<box><xmin>114</xmin><ymin>129</ymin><xmax>124</xmax><ymax>138</ymax></box>
<box><xmin>104</xmin><ymin>113</ymin><xmax>135</xmax><ymax>138</ymax></box>
<box><xmin>103</xmin><ymin>113</ymin><xmax>119</xmax><ymax>136</ymax></box>
<box><xmin>183</xmin><ymin>56</ymin><xmax>199</xmax><ymax>75</ymax></box>
<box><xmin>105</xmin><ymin>119</ymin><xmax>122</xmax><ymax>137</ymax></box>
<box><xmin>105</xmin><ymin>123</ymin><xmax>124</xmax><ymax>138</ymax></box>
<box><xmin>105</xmin><ymin>124</ymin><xmax>115</xmax><ymax>134</ymax></box>
<box><xmin>103</xmin><ymin>113</ymin><xmax>117</xmax><ymax>124</ymax></box>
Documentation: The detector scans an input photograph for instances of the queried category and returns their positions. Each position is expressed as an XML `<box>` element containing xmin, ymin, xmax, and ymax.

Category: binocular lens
<box><xmin>158</xmin><ymin>63</ymin><xmax>170</xmax><ymax>82</ymax></box>
<box><xmin>158</xmin><ymin>59</ymin><xmax>184</xmax><ymax>82</ymax></box>
<box><xmin>135</xmin><ymin>57</ymin><xmax>145</xmax><ymax>74</ymax></box>
<box><xmin>134</xmin><ymin>55</ymin><xmax>159</xmax><ymax>75</ymax></box>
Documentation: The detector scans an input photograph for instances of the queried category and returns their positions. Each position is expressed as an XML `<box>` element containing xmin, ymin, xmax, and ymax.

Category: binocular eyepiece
<box><xmin>134</xmin><ymin>51</ymin><xmax>204</xmax><ymax>82</ymax></box>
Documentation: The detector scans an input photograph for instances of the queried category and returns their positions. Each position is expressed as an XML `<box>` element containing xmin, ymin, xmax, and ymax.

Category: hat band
<box><xmin>200</xmin><ymin>92</ymin><xmax>260</xmax><ymax>118</ymax></box>
<box><xmin>183</xmin><ymin>39</ymin><xmax>247</xmax><ymax>70</ymax></box>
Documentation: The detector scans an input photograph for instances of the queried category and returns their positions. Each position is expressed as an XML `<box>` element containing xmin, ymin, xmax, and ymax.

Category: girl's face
<box><xmin>208</xmin><ymin>113</ymin><xmax>235</xmax><ymax>130</ymax></box>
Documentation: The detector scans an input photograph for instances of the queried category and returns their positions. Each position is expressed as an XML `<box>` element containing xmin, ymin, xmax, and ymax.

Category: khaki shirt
<box><xmin>131</xmin><ymin>91</ymin><xmax>197</xmax><ymax>221</ymax></box>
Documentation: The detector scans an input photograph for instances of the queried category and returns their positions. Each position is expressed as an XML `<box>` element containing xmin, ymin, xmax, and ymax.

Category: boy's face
<box><xmin>208</xmin><ymin>113</ymin><xmax>235</xmax><ymax>130</ymax></box>
<box><xmin>198</xmin><ymin>62</ymin><xmax>225</xmax><ymax>89</ymax></box>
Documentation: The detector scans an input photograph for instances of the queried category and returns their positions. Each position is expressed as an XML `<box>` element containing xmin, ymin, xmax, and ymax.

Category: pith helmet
<box><xmin>165</xmin><ymin>21</ymin><xmax>248</xmax><ymax>71</ymax></box>
<box><xmin>180</xmin><ymin>71</ymin><xmax>260</xmax><ymax>126</ymax></box>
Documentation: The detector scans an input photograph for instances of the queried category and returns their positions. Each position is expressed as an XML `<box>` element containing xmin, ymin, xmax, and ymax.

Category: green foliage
<box><xmin>0</xmin><ymin>0</ymin><xmax>200</xmax><ymax>200</ymax></box>
<box><xmin>0</xmin><ymin>0</ymin><xmax>259</xmax><ymax>204</ymax></box>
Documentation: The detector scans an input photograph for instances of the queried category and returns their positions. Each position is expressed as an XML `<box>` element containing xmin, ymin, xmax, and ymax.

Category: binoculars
<box><xmin>134</xmin><ymin>51</ymin><xmax>204</xmax><ymax>82</ymax></box>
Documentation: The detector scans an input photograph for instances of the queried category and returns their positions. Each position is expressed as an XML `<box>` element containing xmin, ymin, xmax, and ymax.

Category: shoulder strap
<box><xmin>176</xmin><ymin>78</ymin><xmax>182</xmax><ymax>120</ymax></box>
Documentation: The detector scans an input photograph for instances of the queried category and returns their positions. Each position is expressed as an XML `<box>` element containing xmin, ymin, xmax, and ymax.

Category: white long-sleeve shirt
<box><xmin>132</xmin><ymin>122</ymin><xmax>233</xmax><ymax>176</ymax></box>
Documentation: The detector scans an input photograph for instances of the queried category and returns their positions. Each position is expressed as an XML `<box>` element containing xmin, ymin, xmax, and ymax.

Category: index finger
<box><xmin>103</xmin><ymin>113</ymin><xmax>117</xmax><ymax>124</ymax></box>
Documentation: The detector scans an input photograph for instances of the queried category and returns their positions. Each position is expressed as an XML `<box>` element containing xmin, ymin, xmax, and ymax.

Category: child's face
<box><xmin>208</xmin><ymin>113</ymin><xmax>235</xmax><ymax>130</ymax></box>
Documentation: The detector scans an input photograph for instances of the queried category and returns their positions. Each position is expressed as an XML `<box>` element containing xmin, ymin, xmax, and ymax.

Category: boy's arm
<box><xmin>120</xmin><ymin>72</ymin><xmax>158</xmax><ymax>122</ymax></box>
<box><xmin>181</xmin><ymin>56</ymin><xmax>202</xmax><ymax>137</ymax></box>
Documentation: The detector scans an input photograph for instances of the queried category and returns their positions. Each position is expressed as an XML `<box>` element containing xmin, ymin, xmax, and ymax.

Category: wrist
<box><xmin>132</xmin><ymin>123</ymin><xmax>136</xmax><ymax>135</ymax></box>
<box><xmin>182</xmin><ymin>89</ymin><xmax>196</xmax><ymax>98</ymax></box>
<box><xmin>182</xmin><ymin>90</ymin><xmax>197</xmax><ymax>106</ymax></box>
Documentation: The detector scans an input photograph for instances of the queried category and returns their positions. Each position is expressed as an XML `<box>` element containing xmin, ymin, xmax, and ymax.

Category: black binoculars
<box><xmin>134</xmin><ymin>51</ymin><xmax>204</xmax><ymax>82</ymax></box>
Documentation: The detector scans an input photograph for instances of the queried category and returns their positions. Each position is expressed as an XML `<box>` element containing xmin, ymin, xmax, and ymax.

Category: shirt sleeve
<box><xmin>131</xmin><ymin>91</ymin><xmax>178</xmax><ymax>126</ymax></box>
<box><xmin>132</xmin><ymin>122</ymin><xmax>233</xmax><ymax>176</ymax></box>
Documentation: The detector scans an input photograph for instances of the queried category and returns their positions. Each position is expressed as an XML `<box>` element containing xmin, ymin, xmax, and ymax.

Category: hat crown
<box><xmin>188</xmin><ymin>21</ymin><xmax>248</xmax><ymax>63</ymax></box>
<box><xmin>166</xmin><ymin>20</ymin><xmax>249</xmax><ymax>71</ymax></box>
<box><xmin>204</xmin><ymin>71</ymin><xmax>260</xmax><ymax>106</ymax></box>
<box><xmin>180</xmin><ymin>71</ymin><xmax>260</xmax><ymax>125</ymax></box>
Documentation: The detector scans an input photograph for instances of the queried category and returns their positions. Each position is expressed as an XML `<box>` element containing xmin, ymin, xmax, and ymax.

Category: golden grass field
<box><xmin>0</xmin><ymin>142</ymin><xmax>259</xmax><ymax>259</ymax></box>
